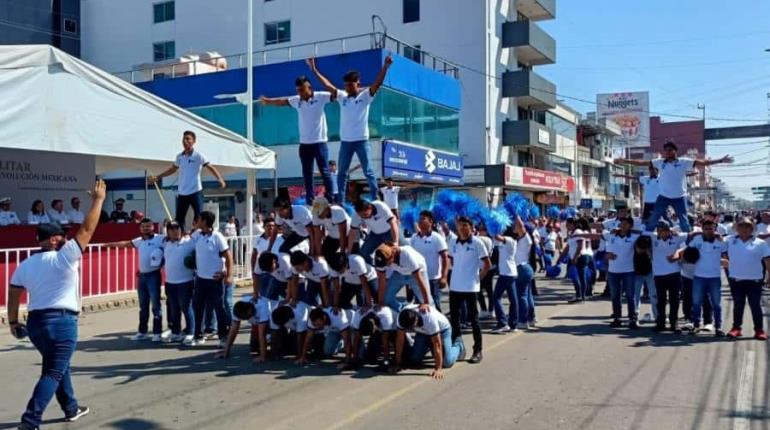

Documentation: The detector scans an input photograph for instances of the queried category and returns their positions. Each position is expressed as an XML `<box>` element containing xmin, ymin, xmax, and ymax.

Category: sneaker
<box><xmin>218</xmin><ymin>338</ymin><xmax>227</xmax><ymax>349</ymax></box>
<box><xmin>610</xmin><ymin>319</ymin><xmax>622</xmax><ymax>328</ymax></box>
<box><xmin>160</xmin><ymin>335</ymin><xmax>175</xmax><ymax>344</ymax></box>
<box><xmin>468</xmin><ymin>351</ymin><xmax>483</xmax><ymax>364</ymax></box>
<box><xmin>727</xmin><ymin>328</ymin><xmax>742</xmax><ymax>338</ymax></box>
<box><xmin>703</xmin><ymin>324</ymin><xmax>715</xmax><ymax>333</ymax></box>
<box><xmin>682</xmin><ymin>320</ymin><xmax>694</xmax><ymax>331</ymax></box>
<box><xmin>182</xmin><ymin>335</ymin><xmax>195</xmax><ymax>346</ymax></box>
<box><xmin>629</xmin><ymin>321</ymin><xmax>640</xmax><ymax>330</ymax></box>
<box><xmin>130</xmin><ymin>333</ymin><xmax>150</xmax><ymax>341</ymax></box>
<box><xmin>529</xmin><ymin>318</ymin><xmax>538</xmax><ymax>327</ymax></box>
<box><xmin>690</xmin><ymin>326</ymin><xmax>702</xmax><ymax>336</ymax></box>
<box><xmin>192</xmin><ymin>336</ymin><xmax>205</xmax><ymax>346</ymax></box>
<box><xmin>492</xmin><ymin>325</ymin><xmax>511</xmax><ymax>334</ymax></box>
<box><xmin>161</xmin><ymin>329</ymin><xmax>172</xmax><ymax>340</ymax></box>
<box><xmin>17</xmin><ymin>423</ymin><xmax>38</xmax><ymax>430</ymax></box>
<box><xmin>715</xmin><ymin>329</ymin><xmax>726</xmax><ymax>337</ymax></box>
<box><xmin>653</xmin><ymin>324</ymin><xmax>666</xmax><ymax>332</ymax></box>
<box><xmin>568</xmin><ymin>298</ymin><xmax>582</xmax><ymax>304</ymax></box>
<box><xmin>754</xmin><ymin>330</ymin><xmax>768</xmax><ymax>341</ymax></box>
<box><xmin>203</xmin><ymin>331</ymin><xmax>216</xmax><ymax>340</ymax></box>
<box><xmin>640</xmin><ymin>313</ymin><xmax>654</xmax><ymax>323</ymax></box>
<box><xmin>672</xmin><ymin>325</ymin><xmax>682</xmax><ymax>334</ymax></box>
<box><xmin>151</xmin><ymin>334</ymin><xmax>162</xmax><ymax>342</ymax></box>
<box><xmin>64</xmin><ymin>406</ymin><xmax>90</xmax><ymax>422</ymax></box>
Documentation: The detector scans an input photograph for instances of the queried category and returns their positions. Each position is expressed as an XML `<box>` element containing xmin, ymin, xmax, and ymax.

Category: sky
<box><xmin>537</xmin><ymin>1</ymin><xmax>770</xmax><ymax>200</ymax></box>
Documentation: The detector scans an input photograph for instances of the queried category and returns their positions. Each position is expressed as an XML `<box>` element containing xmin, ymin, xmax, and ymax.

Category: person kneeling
<box><xmin>216</xmin><ymin>295</ymin><xmax>272</xmax><ymax>363</ymax></box>
<box><xmin>270</xmin><ymin>302</ymin><xmax>310</xmax><ymax>361</ymax></box>
<box><xmin>351</xmin><ymin>306</ymin><xmax>398</xmax><ymax>370</ymax></box>
<box><xmin>297</xmin><ymin>307</ymin><xmax>355</xmax><ymax>368</ymax></box>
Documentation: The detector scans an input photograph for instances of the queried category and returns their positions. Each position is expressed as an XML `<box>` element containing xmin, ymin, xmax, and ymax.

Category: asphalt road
<box><xmin>0</xmin><ymin>276</ymin><xmax>768</xmax><ymax>430</ymax></box>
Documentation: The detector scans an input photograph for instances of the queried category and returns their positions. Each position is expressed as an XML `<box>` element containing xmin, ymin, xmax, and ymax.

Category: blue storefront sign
<box><xmin>579</xmin><ymin>198</ymin><xmax>593</xmax><ymax>209</ymax></box>
<box><xmin>381</xmin><ymin>140</ymin><xmax>464</xmax><ymax>185</ymax></box>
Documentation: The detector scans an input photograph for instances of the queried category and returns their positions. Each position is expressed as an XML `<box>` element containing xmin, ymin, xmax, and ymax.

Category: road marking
<box><xmin>325</xmin><ymin>303</ymin><xmax>575</xmax><ymax>430</ymax></box>
<box><xmin>733</xmin><ymin>348</ymin><xmax>755</xmax><ymax>430</ymax></box>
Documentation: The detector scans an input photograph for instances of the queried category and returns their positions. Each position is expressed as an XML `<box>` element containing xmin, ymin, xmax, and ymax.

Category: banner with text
<box><xmin>381</xmin><ymin>140</ymin><xmax>463</xmax><ymax>185</ymax></box>
<box><xmin>597</xmin><ymin>91</ymin><xmax>650</xmax><ymax>148</ymax></box>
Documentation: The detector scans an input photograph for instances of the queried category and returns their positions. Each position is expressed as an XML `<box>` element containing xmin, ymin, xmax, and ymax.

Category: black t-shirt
<box><xmin>633</xmin><ymin>252</ymin><xmax>652</xmax><ymax>275</ymax></box>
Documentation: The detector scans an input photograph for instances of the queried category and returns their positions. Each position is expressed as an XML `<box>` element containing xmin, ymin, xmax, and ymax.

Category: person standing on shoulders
<box><xmin>307</xmin><ymin>54</ymin><xmax>394</xmax><ymax>203</ymax></box>
<box><xmin>8</xmin><ymin>179</ymin><xmax>106</xmax><ymax>429</ymax></box>
<box><xmin>148</xmin><ymin>131</ymin><xmax>227</xmax><ymax>229</ymax></box>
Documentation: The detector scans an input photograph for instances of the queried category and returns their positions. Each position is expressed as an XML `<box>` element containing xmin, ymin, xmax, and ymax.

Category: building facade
<box><xmin>0</xmin><ymin>0</ymin><xmax>80</xmax><ymax>57</ymax></box>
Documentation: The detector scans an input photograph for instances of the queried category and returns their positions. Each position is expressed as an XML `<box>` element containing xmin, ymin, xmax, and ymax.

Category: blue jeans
<box><xmin>692</xmin><ymin>276</ymin><xmax>722</xmax><ymax>329</ymax></box>
<box><xmin>166</xmin><ymin>281</ymin><xmax>194</xmax><ymax>335</ymax></box>
<box><xmin>299</xmin><ymin>142</ymin><xmax>334</xmax><ymax>202</ymax></box>
<box><xmin>634</xmin><ymin>273</ymin><xmax>658</xmax><ymax>320</ymax></box>
<box><xmin>257</xmin><ymin>273</ymin><xmax>272</xmax><ymax>297</ymax></box>
<box><xmin>493</xmin><ymin>275</ymin><xmax>518</xmax><ymax>328</ymax></box>
<box><xmin>608</xmin><ymin>272</ymin><xmax>637</xmax><ymax>321</ymax></box>
<box><xmin>429</xmin><ymin>279</ymin><xmax>443</xmax><ymax>312</ymax></box>
<box><xmin>175</xmin><ymin>191</ymin><xmax>204</xmax><ymax>227</ymax></box>
<box><xmin>137</xmin><ymin>270</ymin><xmax>162</xmax><ymax>335</ymax></box>
<box><xmin>359</xmin><ymin>230</ymin><xmax>394</xmax><ymax>266</ymax></box>
<box><xmin>22</xmin><ymin>311</ymin><xmax>80</xmax><ymax>428</ymax></box>
<box><xmin>336</xmin><ymin>140</ymin><xmax>378</xmax><ymax>203</ymax></box>
<box><xmin>193</xmin><ymin>277</ymin><xmax>231</xmax><ymax>339</ymax></box>
<box><xmin>385</xmin><ymin>272</ymin><xmax>432</xmax><ymax>311</ymax></box>
<box><xmin>304</xmin><ymin>280</ymin><xmax>324</xmax><ymax>306</ymax></box>
<box><xmin>267</xmin><ymin>278</ymin><xmax>288</xmax><ymax>301</ymax></box>
<box><xmin>515</xmin><ymin>264</ymin><xmax>534</xmax><ymax>324</ymax></box>
<box><xmin>645</xmin><ymin>195</ymin><xmax>690</xmax><ymax>232</ymax></box>
<box><xmin>323</xmin><ymin>330</ymin><xmax>344</xmax><ymax>356</ymax></box>
<box><xmin>575</xmin><ymin>255</ymin><xmax>593</xmax><ymax>300</ymax></box>
<box><xmin>409</xmin><ymin>329</ymin><xmax>464</xmax><ymax>368</ymax></box>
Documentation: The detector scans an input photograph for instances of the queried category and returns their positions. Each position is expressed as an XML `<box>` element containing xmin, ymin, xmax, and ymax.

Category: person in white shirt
<box><xmin>351</xmin><ymin>306</ymin><xmax>397</xmax><ymax>369</ymax></box>
<box><xmin>644</xmin><ymin>222</ymin><xmax>687</xmax><ymax>332</ymax></box>
<box><xmin>27</xmin><ymin>199</ymin><xmax>51</xmax><ymax>225</ymax></box>
<box><xmin>290</xmin><ymin>251</ymin><xmax>331</xmax><ymax>306</ymax></box>
<box><xmin>724</xmin><ymin>218</ymin><xmax>770</xmax><ymax>340</ymax></box>
<box><xmin>251</xmin><ymin>217</ymin><xmax>278</xmax><ymax>297</ymax></box>
<box><xmin>639</xmin><ymin>166</ymin><xmax>661</xmax><ymax>224</ymax></box>
<box><xmin>259</xmin><ymin>68</ymin><xmax>335</xmax><ymax>203</ymax></box>
<box><xmin>270</xmin><ymin>197</ymin><xmax>313</xmax><ymax>254</ymax></box>
<box><xmin>0</xmin><ymin>197</ymin><xmax>21</xmax><ymax>226</ymax></box>
<box><xmin>448</xmin><ymin>216</ymin><xmax>491</xmax><ymax>364</ymax></box>
<box><xmin>373</xmin><ymin>243</ymin><xmax>433</xmax><ymax>312</ymax></box>
<box><xmin>408</xmin><ymin>211</ymin><xmax>449</xmax><ymax>311</ymax></box>
<box><xmin>311</xmin><ymin>198</ymin><xmax>350</xmax><ymax>260</ymax></box>
<box><xmin>561</xmin><ymin>218</ymin><xmax>595</xmax><ymax>303</ymax></box>
<box><xmin>67</xmin><ymin>197</ymin><xmax>85</xmax><ymax>224</ymax></box>
<box><xmin>392</xmin><ymin>305</ymin><xmax>465</xmax><ymax>380</ymax></box>
<box><xmin>328</xmin><ymin>252</ymin><xmax>378</xmax><ymax>310</ymax></box>
<box><xmin>381</xmin><ymin>178</ymin><xmax>400</xmax><ymax>215</ymax></box>
<box><xmin>148</xmin><ymin>131</ymin><xmax>227</xmax><ymax>230</ymax></box>
<box><xmin>223</xmin><ymin>215</ymin><xmax>238</xmax><ymax>238</ymax></box>
<box><xmin>258</xmin><ymin>250</ymin><xmax>303</xmax><ymax>303</ymax></box>
<box><xmin>676</xmin><ymin>220</ymin><xmax>726</xmax><ymax>336</ymax></box>
<box><xmin>492</xmin><ymin>228</ymin><xmax>518</xmax><ymax>332</ymax></box>
<box><xmin>308</xmin><ymin>54</ymin><xmax>393</xmax><ymax>203</ymax></box>
<box><xmin>269</xmin><ymin>301</ymin><xmax>310</xmax><ymax>361</ymax></box>
<box><xmin>216</xmin><ymin>294</ymin><xmax>273</xmax><ymax>362</ymax></box>
<box><xmin>191</xmin><ymin>211</ymin><xmax>234</xmax><ymax>345</ymax></box>
<box><xmin>8</xmin><ymin>180</ymin><xmax>105</xmax><ymax>429</ymax></box>
<box><xmin>475</xmin><ymin>225</ymin><xmax>495</xmax><ymax>319</ymax></box>
<box><xmin>48</xmin><ymin>199</ymin><xmax>70</xmax><ymax>225</ymax></box>
<box><xmin>162</xmin><ymin>221</ymin><xmax>197</xmax><ymax>345</ymax></box>
<box><xmin>604</xmin><ymin>217</ymin><xmax>641</xmax><ymax>329</ymax></box>
<box><xmin>105</xmin><ymin>218</ymin><xmax>166</xmax><ymax>341</ymax></box>
<box><xmin>615</xmin><ymin>140</ymin><xmax>733</xmax><ymax>233</ymax></box>
<box><xmin>297</xmin><ymin>307</ymin><xmax>355</xmax><ymax>367</ymax></box>
<box><xmin>350</xmin><ymin>199</ymin><xmax>400</xmax><ymax>264</ymax></box>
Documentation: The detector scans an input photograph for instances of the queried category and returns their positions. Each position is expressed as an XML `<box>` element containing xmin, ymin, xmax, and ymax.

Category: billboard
<box><xmin>597</xmin><ymin>92</ymin><xmax>650</xmax><ymax>148</ymax></box>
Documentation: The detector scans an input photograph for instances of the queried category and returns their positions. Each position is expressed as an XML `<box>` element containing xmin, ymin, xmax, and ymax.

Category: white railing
<box><xmin>1</xmin><ymin>235</ymin><xmax>258</xmax><ymax>313</ymax></box>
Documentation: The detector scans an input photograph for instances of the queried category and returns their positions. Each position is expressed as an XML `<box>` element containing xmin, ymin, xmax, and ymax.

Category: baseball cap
<box><xmin>36</xmin><ymin>223</ymin><xmax>66</xmax><ymax>242</ymax></box>
<box><xmin>374</xmin><ymin>244</ymin><xmax>394</xmax><ymax>268</ymax></box>
<box><xmin>115</xmin><ymin>198</ymin><xmax>126</xmax><ymax>204</ymax></box>
<box><xmin>0</xmin><ymin>197</ymin><xmax>10</xmax><ymax>203</ymax></box>
<box><xmin>736</xmin><ymin>217</ymin><xmax>754</xmax><ymax>227</ymax></box>
<box><xmin>311</xmin><ymin>197</ymin><xmax>330</xmax><ymax>218</ymax></box>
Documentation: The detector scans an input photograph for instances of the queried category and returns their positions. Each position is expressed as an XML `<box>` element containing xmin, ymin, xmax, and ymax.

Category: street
<box><xmin>1</xmin><ymin>277</ymin><xmax>768</xmax><ymax>430</ymax></box>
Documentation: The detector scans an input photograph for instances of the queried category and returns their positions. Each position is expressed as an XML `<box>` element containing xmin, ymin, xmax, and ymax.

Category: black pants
<box><xmin>681</xmin><ymin>276</ymin><xmax>713</xmax><ymax>323</ymax></box>
<box><xmin>279</xmin><ymin>232</ymin><xmax>309</xmax><ymax>254</ymax></box>
<box><xmin>450</xmin><ymin>291</ymin><xmax>481</xmax><ymax>353</ymax></box>
<box><xmin>477</xmin><ymin>271</ymin><xmax>495</xmax><ymax>312</ymax></box>
<box><xmin>655</xmin><ymin>273</ymin><xmax>682</xmax><ymax>326</ymax></box>
<box><xmin>321</xmin><ymin>237</ymin><xmax>341</xmax><ymax>261</ymax></box>
<box><xmin>175</xmin><ymin>191</ymin><xmax>203</xmax><ymax>227</ymax></box>
<box><xmin>730</xmin><ymin>279</ymin><xmax>764</xmax><ymax>331</ymax></box>
<box><xmin>642</xmin><ymin>202</ymin><xmax>655</xmax><ymax>224</ymax></box>
<box><xmin>339</xmin><ymin>282</ymin><xmax>363</xmax><ymax>310</ymax></box>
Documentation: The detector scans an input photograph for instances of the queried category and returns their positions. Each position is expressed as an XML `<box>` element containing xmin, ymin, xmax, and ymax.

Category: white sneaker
<box><xmin>130</xmin><ymin>333</ymin><xmax>150</xmax><ymax>341</ymax></box>
<box><xmin>182</xmin><ymin>335</ymin><xmax>195</xmax><ymax>346</ymax></box>
<box><xmin>493</xmin><ymin>325</ymin><xmax>511</xmax><ymax>334</ymax></box>
<box><xmin>703</xmin><ymin>324</ymin><xmax>715</xmax><ymax>332</ymax></box>
<box><xmin>151</xmin><ymin>334</ymin><xmax>162</xmax><ymax>342</ymax></box>
<box><xmin>682</xmin><ymin>320</ymin><xmax>694</xmax><ymax>331</ymax></box>
<box><xmin>160</xmin><ymin>336</ymin><xmax>173</xmax><ymax>344</ymax></box>
<box><xmin>172</xmin><ymin>334</ymin><xmax>186</xmax><ymax>342</ymax></box>
<box><xmin>161</xmin><ymin>329</ymin><xmax>173</xmax><ymax>340</ymax></box>
<box><xmin>641</xmin><ymin>313</ymin><xmax>653</xmax><ymax>323</ymax></box>
<box><xmin>193</xmin><ymin>337</ymin><xmax>205</xmax><ymax>346</ymax></box>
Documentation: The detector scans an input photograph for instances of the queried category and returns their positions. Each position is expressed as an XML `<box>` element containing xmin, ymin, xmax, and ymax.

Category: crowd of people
<box><xmin>0</xmin><ymin>194</ymin><xmax>161</xmax><ymax>227</ymax></box>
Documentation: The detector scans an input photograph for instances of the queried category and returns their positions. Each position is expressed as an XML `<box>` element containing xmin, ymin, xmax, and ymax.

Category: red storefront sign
<box><xmin>523</xmin><ymin>168</ymin><xmax>571</xmax><ymax>192</ymax></box>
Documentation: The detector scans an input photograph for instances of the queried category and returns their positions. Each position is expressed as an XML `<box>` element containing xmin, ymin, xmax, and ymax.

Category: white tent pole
<box><xmin>246</xmin><ymin>0</ymin><xmax>255</xmax><ymax>240</ymax></box>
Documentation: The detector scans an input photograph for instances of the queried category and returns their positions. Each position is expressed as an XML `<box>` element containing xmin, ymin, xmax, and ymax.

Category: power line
<box><xmin>556</xmin><ymin>57</ymin><xmax>770</xmax><ymax>71</ymax></box>
<box><xmin>559</xmin><ymin>29</ymin><xmax>770</xmax><ymax>49</ymax></box>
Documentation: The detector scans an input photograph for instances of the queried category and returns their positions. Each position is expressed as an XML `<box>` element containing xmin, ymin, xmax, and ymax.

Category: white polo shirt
<box><xmin>194</xmin><ymin>231</ymin><xmax>229</xmax><ymax>280</ymax></box>
<box><xmin>0</xmin><ymin>210</ymin><xmax>20</xmax><ymax>226</ymax></box>
<box><xmin>639</xmin><ymin>175</ymin><xmax>660</xmax><ymax>203</ymax></box>
<box><xmin>331</xmin><ymin>254</ymin><xmax>377</xmax><ymax>285</ymax></box>
<box><xmin>651</xmin><ymin>157</ymin><xmax>695</xmax><ymax>199</ymax></box>
<box><xmin>312</xmin><ymin>206</ymin><xmax>350</xmax><ymax>240</ymax></box>
<box><xmin>351</xmin><ymin>306</ymin><xmax>397</xmax><ymax>331</ymax></box>
<box><xmin>272</xmin><ymin>253</ymin><xmax>297</xmax><ymax>283</ymax></box>
<box><xmin>337</xmin><ymin>88</ymin><xmax>374</xmax><ymax>142</ymax></box>
<box><xmin>397</xmin><ymin>304</ymin><xmax>451</xmax><ymax>336</ymax></box>
<box><xmin>294</xmin><ymin>258</ymin><xmax>330</xmax><ymax>283</ymax></box>
<box><xmin>543</xmin><ymin>231</ymin><xmax>558</xmax><ymax>252</ymax></box>
<box><xmin>67</xmin><ymin>209</ymin><xmax>84</xmax><ymax>224</ymax></box>
<box><xmin>252</xmin><ymin>233</ymin><xmax>277</xmax><ymax>275</ymax></box>
<box><xmin>381</xmin><ymin>246</ymin><xmax>428</xmax><ymax>278</ymax></box>
<box><xmin>131</xmin><ymin>234</ymin><xmax>165</xmax><ymax>274</ymax></box>
<box><xmin>448</xmin><ymin>236</ymin><xmax>489</xmax><ymax>293</ymax></box>
<box><xmin>10</xmin><ymin>239</ymin><xmax>81</xmax><ymax>312</ymax></box>
<box><xmin>514</xmin><ymin>234</ymin><xmax>533</xmax><ymax>265</ymax></box>
<box><xmin>163</xmin><ymin>237</ymin><xmax>196</xmax><ymax>284</ymax></box>
<box><xmin>269</xmin><ymin>300</ymin><xmax>309</xmax><ymax>333</ymax></box>
<box><xmin>408</xmin><ymin>231</ymin><xmax>448</xmax><ymax>280</ymax></box>
<box><xmin>495</xmin><ymin>236</ymin><xmax>518</xmax><ymax>277</ymax></box>
<box><xmin>174</xmin><ymin>150</ymin><xmax>210</xmax><ymax>196</ymax></box>
<box><xmin>48</xmin><ymin>210</ymin><xmax>69</xmax><ymax>225</ymax></box>
<box><xmin>234</xmin><ymin>294</ymin><xmax>272</xmax><ymax>325</ymax></box>
<box><xmin>351</xmin><ymin>200</ymin><xmax>394</xmax><ymax>235</ymax></box>
<box><xmin>645</xmin><ymin>231</ymin><xmax>687</xmax><ymax>276</ymax></box>
<box><xmin>689</xmin><ymin>235</ymin><xmax>727</xmax><ymax>279</ymax></box>
<box><xmin>726</xmin><ymin>236</ymin><xmax>770</xmax><ymax>280</ymax></box>
<box><xmin>287</xmin><ymin>91</ymin><xmax>332</xmax><ymax>144</ymax></box>
<box><xmin>382</xmin><ymin>187</ymin><xmax>400</xmax><ymax>209</ymax></box>
<box><xmin>307</xmin><ymin>307</ymin><xmax>353</xmax><ymax>333</ymax></box>
<box><xmin>27</xmin><ymin>212</ymin><xmax>51</xmax><ymax>225</ymax></box>
<box><xmin>604</xmin><ymin>232</ymin><xmax>640</xmax><ymax>273</ymax></box>
<box><xmin>567</xmin><ymin>230</ymin><xmax>592</xmax><ymax>260</ymax></box>
<box><xmin>276</xmin><ymin>205</ymin><xmax>313</xmax><ymax>238</ymax></box>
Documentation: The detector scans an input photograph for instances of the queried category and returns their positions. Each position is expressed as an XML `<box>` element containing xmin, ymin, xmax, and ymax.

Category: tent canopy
<box><xmin>0</xmin><ymin>45</ymin><xmax>274</xmax><ymax>175</ymax></box>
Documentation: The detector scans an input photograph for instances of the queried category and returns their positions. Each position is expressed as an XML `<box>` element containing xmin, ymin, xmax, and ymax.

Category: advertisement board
<box><xmin>597</xmin><ymin>92</ymin><xmax>650</xmax><ymax>148</ymax></box>
<box><xmin>381</xmin><ymin>140</ymin><xmax>463</xmax><ymax>185</ymax></box>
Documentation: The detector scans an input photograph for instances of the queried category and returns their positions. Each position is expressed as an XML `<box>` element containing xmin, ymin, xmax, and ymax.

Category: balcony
<box><xmin>515</xmin><ymin>0</ymin><xmax>556</xmax><ymax>21</ymax></box>
<box><xmin>502</xmin><ymin>21</ymin><xmax>556</xmax><ymax>66</ymax></box>
<box><xmin>502</xmin><ymin>69</ymin><xmax>556</xmax><ymax>110</ymax></box>
<box><xmin>502</xmin><ymin>119</ymin><xmax>556</xmax><ymax>151</ymax></box>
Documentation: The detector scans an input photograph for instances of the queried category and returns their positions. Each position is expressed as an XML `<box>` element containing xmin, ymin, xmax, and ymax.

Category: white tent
<box><xmin>0</xmin><ymin>45</ymin><xmax>275</xmax><ymax>174</ymax></box>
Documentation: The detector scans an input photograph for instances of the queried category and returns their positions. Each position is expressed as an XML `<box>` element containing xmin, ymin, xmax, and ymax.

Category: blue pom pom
<box><xmin>292</xmin><ymin>197</ymin><xmax>307</xmax><ymax>206</ymax></box>
<box><xmin>400</xmin><ymin>202</ymin><xmax>421</xmax><ymax>232</ymax></box>
<box><xmin>546</xmin><ymin>265</ymin><xmax>561</xmax><ymax>278</ymax></box>
<box><xmin>547</xmin><ymin>205</ymin><xmax>561</xmax><ymax>219</ymax></box>
<box><xmin>342</xmin><ymin>203</ymin><xmax>355</xmax><ymax>216</ymax></box>
<box><xmin>483</xmin><ymin>208</ymin><xmax>512</xmax><ymax>236</ymax></box>
<box><xmin>530</xmin><ymin>205</ymin><xmax>541</xmax><ymax>219</ymax></box>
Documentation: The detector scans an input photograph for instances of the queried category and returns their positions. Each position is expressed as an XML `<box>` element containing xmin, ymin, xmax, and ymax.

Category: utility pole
<box><xmin>246</xmin><ymin>0</ymin><xmax>256</xmax><ymax>239</ymax></box>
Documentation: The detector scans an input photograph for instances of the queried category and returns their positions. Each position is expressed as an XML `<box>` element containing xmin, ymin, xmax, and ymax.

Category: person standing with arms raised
<box><xmin>148</xmin><ymin>131</ymin><xmax>227</xmax><ymax>229</ymax></box>
<box><xmin>8</xmin><ymin>179</ymin><xmax>107</xmax><ymax>429</ymax></box>
<box><xmin>307</xmin><ymin>55</ymin><xmax>393</xmax><ymax>203</ymax></box>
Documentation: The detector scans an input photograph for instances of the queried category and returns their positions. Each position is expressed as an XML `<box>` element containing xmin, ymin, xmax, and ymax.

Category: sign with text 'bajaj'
<box><xmin>381</xmin><ymin>140</ymin><xmax>463</xmax><ymax>185</ymax></box>
<box><xmin>597</xmin><ymin>91</ymin><xmax>650</xmax><ymax>148</ymax></box>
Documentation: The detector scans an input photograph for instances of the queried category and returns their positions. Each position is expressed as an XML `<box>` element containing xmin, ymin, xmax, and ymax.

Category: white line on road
<box><xmin>733</xmin><ymin>348</ymin><xmax>755</xmax><ymax>430</ymax></box>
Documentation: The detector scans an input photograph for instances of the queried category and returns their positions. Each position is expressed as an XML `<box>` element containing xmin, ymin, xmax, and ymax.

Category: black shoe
<box><xmin>568</xmin><ymin>298</ymin><xmax>582</xmax><ymax>304</ymax></box>
<box><xmin>672</xmin><ymin>324</ymin><xmax>681</xmax><ymax>334</ymax></box>
<box><xmin>610</xmin><ymin>319</ymin><xmax>622</xmax><ymax>328</ymax></box>
<box><xmin>629</xmin><ymin>321</ymin><xmax>640</xmax><ymax>330</ymax></box>
<box><xmin>715</xmin><ymin>329</ymin><xmax>726</xmax><ymax>337</ymax></box>
<box><xmin>17</xmin><ymin>424</ymin><xmax>38</xmax><ymax>430</ymax></box>
<box><xmin>65</xmin><ymin>406</ymin><xmax>90</xmax><ymax>422</ymax></box>
<box><xmin>653</xmin><ymin>324</ymin><xmax>666</xmax><ymax>332</ymax></box>
<box><xmin>468</xmin><ymin>351</ymin><xmax>483</xmax><ymax>364</ymax></box>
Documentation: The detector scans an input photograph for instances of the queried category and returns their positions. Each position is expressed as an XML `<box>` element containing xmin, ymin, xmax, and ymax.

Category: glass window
<box><xmin>63</xmin><ymin>18</ymin><xmax>78</xmax><ymax>34</ymax></box>
<box><xmin>153</xmin><ymin>41</ymin><xmax>175</xmax><ymax>61</ymax></box>
<box><xmin>403</xmin><ymin>44</ymin><xmax>422</xmax><ymax>64</ymax></box>
<box><xmin>403</xmin><ymin>0</ymin><xmax>420</xmax><ymax>23</ymax></box>
<box><xmin>153</xmin><ymin>1</ymin><xmax>175</xmax><ymax>23</ymax></box>
<box><xmin>264</xmin><ymin>20</ymin><xmax>291</xmax><ymax>45</ymax></box>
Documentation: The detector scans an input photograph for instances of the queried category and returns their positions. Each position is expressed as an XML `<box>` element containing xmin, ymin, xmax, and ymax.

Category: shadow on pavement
<box><xmin>106</xmin><ymin>418</ymin><xmax>170</xmax><ymax>429</ymax></box>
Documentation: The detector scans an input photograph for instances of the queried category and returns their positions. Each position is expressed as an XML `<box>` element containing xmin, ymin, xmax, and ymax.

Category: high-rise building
<box><xmin>0</xmin><ymin>0</ymin><xmax>80</xmax><ymax>57</ymax></box>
